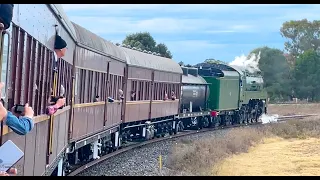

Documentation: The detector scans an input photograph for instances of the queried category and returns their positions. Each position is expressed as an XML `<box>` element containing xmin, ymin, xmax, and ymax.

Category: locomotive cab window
<box><xmin>246</xmin><ymin>77</ymin><xmax>263</xmax><ymax>85</ymax></box>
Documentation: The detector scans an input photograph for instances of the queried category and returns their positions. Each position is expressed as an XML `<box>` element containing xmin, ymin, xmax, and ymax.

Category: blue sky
<box><xmin>62</xmin><ymin>4</ymin><xmax>320</xmax><ymax>65</ymax></box>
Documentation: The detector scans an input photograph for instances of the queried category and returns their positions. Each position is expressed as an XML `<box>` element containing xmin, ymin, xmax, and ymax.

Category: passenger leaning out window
<box><xmin>93</xmin><ymin>95</ymin><xmax>99</xmax><ymax>102</ymax></box>
<box><xmin>171</xmin><ymin>90</ymin><xmax>176</xmax><ymax>100</ymax></box>
<box><xmin>130</xmin><ymin>91</ymin><xmax>136</xmax><ymax>101</ymax></box>
<box><xmin>119</xmin><ymin>89</ymin><xmax>124</xmax><ymax>101</ymax></box>
<box><xmin>0</xmin><ymin>82</ymin><xmax>34</xmax><ymax>136</ymax></box>
<box><xmin>46</xmin><ymin>98</ymin><xmax>66</xmax><ymax>116</ymax></box>
<box><xmin>163</xmin><ymin>92</ymin><xmax>168</xmax><ymax>101</ymax></box>
<box><xmin>0</xmin><ymin>4</ymin><xmax>14</xmax><ymax>30</ymax></box>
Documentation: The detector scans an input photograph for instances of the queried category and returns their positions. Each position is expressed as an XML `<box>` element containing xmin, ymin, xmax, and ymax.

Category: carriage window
<box><xmin>74</xmin><ymin>71</ymin><xmax>79</xmax><ymax>96</ymax></box>
<box><xmin>145</xmin><ymin>81</ymin><xmax>150</xmax><ymax>100</ymax></box>
<box><xmin>154</xmin><ymin>83</ymin><xmax>157</xmax><ymax>100</ymax></box>
<box><xmin>138</xmin><ymin>81</ymin><xmax>143</xmax><ymax>100</ymax></box>
<box><xmin>0</xmin><ymin>33</ymin><xmax>9</xmax><ymax>98</ymax></box>
<box><xmin>131</xmin><ymin>80</ymin><xmax>137</xmax><ymax>101</ymax></box>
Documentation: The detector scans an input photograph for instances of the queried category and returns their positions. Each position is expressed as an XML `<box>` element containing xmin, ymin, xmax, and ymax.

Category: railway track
<box><xmin>67</xmin><ymin>114</ymin><xmax>317</xmax><ymax>176</ymax></box>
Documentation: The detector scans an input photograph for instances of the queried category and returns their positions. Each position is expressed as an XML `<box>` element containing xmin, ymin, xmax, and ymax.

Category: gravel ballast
<box><xmin>77</xmin><ymin>127</ymin><xmax>237</xmax><ymax>176</ymax></box>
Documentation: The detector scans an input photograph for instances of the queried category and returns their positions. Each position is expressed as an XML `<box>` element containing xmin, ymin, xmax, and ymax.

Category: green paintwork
<box><xmin>239</xmin><ymin>76</ymin><xmax>268</xmax><ymax>105</ymax></box>
<box><xmin>199</xmin><ymin>64</ymin><xmax>268</xmax><ymax>113</ymax></box>
<box><xmin>203</xmin><ymin>70</ymin><xmax>240</xmax><ymax>111</ymax></box>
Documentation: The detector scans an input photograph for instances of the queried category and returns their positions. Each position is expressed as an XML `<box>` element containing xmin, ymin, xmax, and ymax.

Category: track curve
<box><xmin>67</xmin><ymin>114</ymin><xmax>317</xmax><ymax>176</ymax></box>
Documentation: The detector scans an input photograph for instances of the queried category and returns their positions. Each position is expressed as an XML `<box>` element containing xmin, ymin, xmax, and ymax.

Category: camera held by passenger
<box><xmin>50</xmin><ymin>85</ymin><xmax>65</xmax><ymax>109</ymax></box>
<box><xmin>14</xmin><ymin>104</ymin><xmax>25</xmax><ymax>114</ymax></box>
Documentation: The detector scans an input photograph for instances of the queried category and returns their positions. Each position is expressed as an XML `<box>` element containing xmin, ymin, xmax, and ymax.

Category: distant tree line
<box><xmin>123</xmin><ymin>19</ymin><xmax>320</xmax><ymax>102</ymax></box>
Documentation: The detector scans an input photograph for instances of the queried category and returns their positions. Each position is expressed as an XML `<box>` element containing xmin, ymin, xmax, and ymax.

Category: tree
<box><xmin>155</xmin><ymin>43</ymin><xmax>172</xmax><ymax>59</ymax></box>
<box><xmin>204</xmin><ymin>58</ymin><xmax>226</xmax><ymax>64</ymax></box>
<box><xmin>293</xmin><ymin>49</ymin><xmax>320</xmax><ymax>101</ymax></box>
<box><xmin>283</xmin><ymin>53</ymin><xmax>296</xmax><ymax>69</ymax></box>
<box><xmin>250</xmin><ymin>46</ymin><xmax>291</xmax><ymax>101</ymax></box>
<box><xmin>178</xmin><ymin>61</ymin><xmax>184</xmax><ymax>66</ymax></box>
<box><xmin>122</xmin><ymin>32</ymin><xmax>156</xmax><ymax>52</ymax></box>
<box><xmin>122</xmin><ymin>32</ymin><xmax>173</xmax><ymax>58</ymax></box>
<box><xmin>280</xmin><ymin>19</ymin><xmax>320</xmax><ymax>59</ymax></box>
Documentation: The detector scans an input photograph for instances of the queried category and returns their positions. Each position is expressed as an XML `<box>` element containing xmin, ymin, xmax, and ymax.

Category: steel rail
<box><xmin>67</xmin><ymin>114</ymin><xmax>317</xmax><ymax>176</ymax></box>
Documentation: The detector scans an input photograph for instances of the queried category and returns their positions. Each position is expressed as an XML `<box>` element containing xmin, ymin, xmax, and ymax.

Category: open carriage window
<box><xmin>0</xmin><ymin>32</ymin><xmax>9</xmax><ymax>99</ymax></box>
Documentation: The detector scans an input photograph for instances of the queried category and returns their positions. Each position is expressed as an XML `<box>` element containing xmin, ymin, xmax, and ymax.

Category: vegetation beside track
<box><xmin>168</xmin><ymin>104</ymin><xmax>320</xmax><ymax>175</ymax></box>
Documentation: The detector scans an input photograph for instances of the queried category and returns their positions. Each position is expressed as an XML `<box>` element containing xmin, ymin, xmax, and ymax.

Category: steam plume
<box><xmin>229</xmin><ymin>51</ymin><xmax>261</xmax><ymax>73</ymax></box>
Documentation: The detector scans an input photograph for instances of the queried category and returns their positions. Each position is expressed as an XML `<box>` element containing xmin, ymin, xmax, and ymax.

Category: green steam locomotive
<box><xmin>178</xmin><ymin>62</ymin><xmax>268</xmax><ymax>130</ymax></box>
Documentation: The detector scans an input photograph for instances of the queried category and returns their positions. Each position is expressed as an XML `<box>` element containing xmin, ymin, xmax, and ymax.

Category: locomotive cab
<box><xmin>246</xmin><ymin>76</ymin><xmax>264</xmax><ymax>91</ymax></box>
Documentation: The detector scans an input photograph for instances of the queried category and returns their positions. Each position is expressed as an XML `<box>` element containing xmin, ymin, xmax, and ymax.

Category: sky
<box><xmin>62</xmin><ymin>4</ymin><xmax>320</xmax><ymax>65</ymax></box>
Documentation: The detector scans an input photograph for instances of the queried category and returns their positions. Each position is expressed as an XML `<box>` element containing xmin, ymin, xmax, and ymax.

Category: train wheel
<box><xmin>208</xmin><ymin>117</ymin><xmax>214</xmax><ymax>128</ymax></box>
<box><xmin>239</xmin><ymin>113</ymin><xmax>244</xmax><ymax>125</ymax></box>
<box><xmin>215</xmin><ymin>116</ymin><xmax>222</xmax><ymax>127</ymax></box>
<box><xmin>197</xmin><ymin>117</ymin><xmax>203</xmax><ymax>130</ymax></box>
<box><xmin>245</xmin><ymin>113</ymin><xmax>250</xmax><ymax>124</ymax></box>
<box><xmin>220</xmin><ymin>115</ymin><xmax>227</xmax><ymax>126</ymax></box>
<box><xmin>168</xmin><ymin>122</ymin><xmax>174</xmax><ymax>135</ymax></box>
<box><xmin>202</xmin><ymin>116</ymin><xmax>209</xmax><ymax>128</ymax></box>
<box><xmin>226</xmin><ymin>115</ymin><xmax>232</xmax><ymax>125</ymax></box>
<box><xmin>175</xmin><ymin>121</ymin><xmax>184</xmax><ymax>134</ymax></box>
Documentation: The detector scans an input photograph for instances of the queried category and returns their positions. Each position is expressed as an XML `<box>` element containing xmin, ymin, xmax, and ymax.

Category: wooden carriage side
<box><xmin>0</xmin><ymin>4</ymin><xmax>183</xmax><ymax>176</ymax></box>
<box><xmin>70</xmin><ymin>22</ymin><xmax>126</xmax><ymax>142</ymax></box>
<box><xmin>120</xmin><ymin>47</ymin><xmax>182</xmax><ymax>123</ymax></box>
<box><xmin>0</xmin><ymin>4</ymin><xmax>76</xmax><ymax>176</ymax></box>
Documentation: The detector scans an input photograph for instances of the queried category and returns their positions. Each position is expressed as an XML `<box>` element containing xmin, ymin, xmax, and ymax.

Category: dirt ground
<box><xmin>168</xmin><ymin>103</ymin><xmax>320</xmax><ymax>176</ymax></box>
<box><xmin>213</xmin><ymin>103</ymin><xmax>320</xmax><ymax>176</ymax></box>
<box><xmin>268</xmin><ymin>103</ymin><xmax>320</xmax><ymax>116</ymax></box>
<box><xmin>214</xmin><ymin>137</ymin><xmax>320</xmax><ymax>176</ymax></box>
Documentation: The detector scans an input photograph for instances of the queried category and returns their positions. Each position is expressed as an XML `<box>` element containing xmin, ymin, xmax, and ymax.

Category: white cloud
<box><xmin>64</xmin><ymin>4</ymin><xmax>315</xmax><ymax>36</ymax></box>
<box><xmin>62</xmin><ymin>4</ymin><xmax>165</xmax><ymax>11</ymax></box>
<box><xmin>61</xmin><ymin>4</ymin><xmax>320</xmax><ymax>63</ymax></box>
<box><xmin>70</xmin><ymin>15</ymin><xmax>263</xmax><ymax>37</ymax></box>
<box><xmin>275</xmin><ymin>5</ymin><xmax>320</xmax><ymax>21</ymax></box>
<box><xmin>62</xmin><ymin>4</ymin><xmax>298</xmax><ymax>13</ymax></box>
<box><xmin>70</xmin><ymin>16</ymin><xmax>235</xmax><ymax>35</ymax></box>
<box><xmin>165</xmin><ymin>40</ymin><xmax>226</xmax><ymax>53</ymax></box>
<box><xmin>205</xmin><ymin>30</ymin><xmax>236</xmax><ymax>34</ymax></box>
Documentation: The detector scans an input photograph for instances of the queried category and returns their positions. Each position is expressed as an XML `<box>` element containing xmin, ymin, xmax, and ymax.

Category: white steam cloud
<box><xmin>229</xmin><ymin>51</ymin><xmax>261</xmax><ymax>73</ymax></box>
<box><xmin>260</xmin><ymin>114</ymin><xmax>279</xmax><ymax>124</ymax></box>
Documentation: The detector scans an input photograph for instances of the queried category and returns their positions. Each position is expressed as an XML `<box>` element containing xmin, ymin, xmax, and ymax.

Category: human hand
<box><xmin>0</xmin><ymin>168</ymin><xmax>17</xmax><ymax>176</ymax></box>
<box><xmin>0</xmin><ymin>98</ymin><xmax>7</xmax><ymax>121</ymax></box>
<box><xmin>23</xmin><ymin>103</ymin><xmax>34</xmax><ymax>119</ymax></box>
<box><xmin>0</xmin><ymin>171</ymin><xmax>9</xmax><ymax>176</ymax></box>
<box><xmin>0</xmin><ymin>82</ymin><xmax>4</xmax><ymax>95</ymax></box>
<box><xmin>55</xmin><ymin>98</ymin><xmax>65</xmax><ymax>108</ymax></box>
<box><xmin>11</xmin><ymin>105</ymin><xmax>20</xmax><ymax>117</ymax></box>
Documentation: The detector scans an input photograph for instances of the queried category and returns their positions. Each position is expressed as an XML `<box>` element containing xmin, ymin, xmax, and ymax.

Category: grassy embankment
<box><xmin>167</xmin><ymin>103</ymin><xmax>320</xmax><ymax>176</ymax></box>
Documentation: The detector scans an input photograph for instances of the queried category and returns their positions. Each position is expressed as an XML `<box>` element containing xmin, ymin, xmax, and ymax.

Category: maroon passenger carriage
<box><xmin>0</xmin><ymin>4</ymin><xmax>182</xmax><ymax>176</ymax></box>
